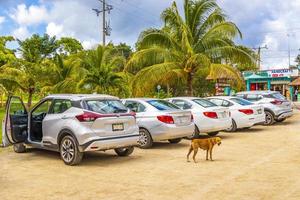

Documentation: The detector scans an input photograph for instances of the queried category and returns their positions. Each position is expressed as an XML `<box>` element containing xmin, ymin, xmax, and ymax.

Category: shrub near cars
<box><xmin>2</xmin><ymin>94</ymin><xmax>139</xmax><ymax>165</ymax></box>
<box><xmin>166</xmin><ymin>97</ymin><xmax>231</xmax><ymax>136</ymax></box>
<box><xmin>122</xmin><ymin>98</ymin><xmax>194</xmax><ymax>148</ymax></box>
<box><xmin>206</xmin><ymin>96</ymin><xmax>265</xmax><ymax>132</ymax></box>
<box><xmin>236</xmin><ymin>91</ymin><xmax>293</xmax><ymax>125</ymax></box>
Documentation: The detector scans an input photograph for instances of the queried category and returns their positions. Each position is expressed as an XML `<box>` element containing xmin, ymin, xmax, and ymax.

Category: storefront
<box><xmin>243</xmin><ymin>69</ymin><xmax>298</xmax><ymax>98</ymax></box>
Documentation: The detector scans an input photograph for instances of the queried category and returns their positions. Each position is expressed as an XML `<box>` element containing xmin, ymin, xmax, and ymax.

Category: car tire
<box><xmin>138</xmin><ymin>128</ymin><xmax>153</xmax><ymax>149</ymax></box>
<box><xmin>207</xmin><ymin>132</ymin><xmax>219</xmax><ymax>136</ymax></box>
<box><xmin>168</xmin><ymin>138</ymin><xmax>182</xmax><ymax>144</ymax></box>
<box><xmin>114</xmin><ymin>147</ymin><xmax>134</xmax><ymax>156</ymax></box>
<box><xmin>264</xmin><ymin>111</ymin><xmax>275</xmax><ymax>125</ymax></box>
<box><xmin>13</xmin><ymin>143</ymin><xmax>26</xmax><ymax>153</ymax></box>
<box><xmin>226</xmin><ymin>119</ymin><xmax>237</xmax><ymax>132</ymax></box>
<box><xmin>59</xmin><ymin>135</ymin><xmax>83</xmax><ymax>166</ymax></box>
<box><xmin>275</xmin><ymin>118</ymin><xmax>286</xmax><ymax>123</ymax></box>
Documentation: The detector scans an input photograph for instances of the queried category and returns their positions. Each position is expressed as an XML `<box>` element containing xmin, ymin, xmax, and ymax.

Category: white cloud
<box><xmin>12</xmin><ymin>26</ymin><xmax>30</xmax><ymax>40</ymax></box>
<box><xmin>0</xmin><ymin>16</ymin><xmax>5</xmax><ymax>24</ymax></box>
<box><xmin>46</xmin><ymin>22</ymin><xmax>63</xmax><ymax>37</ymax></box>
<box><xmin>9</xmin><ymin>4</ymin><xmax>48</xmax><ymax>26</ymax></box>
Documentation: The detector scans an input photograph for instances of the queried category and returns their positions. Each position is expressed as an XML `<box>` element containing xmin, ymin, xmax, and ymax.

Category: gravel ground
<box><xmin>1</xmin><ymin>110</ymin><xmax>300</xmax><ymax>200</ymax></box>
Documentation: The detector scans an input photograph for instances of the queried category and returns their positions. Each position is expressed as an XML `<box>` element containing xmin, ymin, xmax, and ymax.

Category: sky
<box><xmin>0</xmin><ymin>0</ymin><xmax>300</xmax><ymax>70</ymax></box>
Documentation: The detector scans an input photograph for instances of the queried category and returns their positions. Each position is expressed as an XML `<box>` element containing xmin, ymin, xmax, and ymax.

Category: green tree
<box><xmin>0</xmin><ymin>36</ymin><xmax>16</xmax><ymax>67</ymax></box>
<box><xmin>127</xmin><ymin>0</ymin><xmax>254</xmax><ymax>96</ymax></box>
<box><xmin>77</xmin><ymin>45</ymin><xmax>129</xmax><ymax>96</ymax></box>
<box><xmin>57</xmin><ymin>37</ymin><xmax>83</xmax><ymax>55</ymax></box>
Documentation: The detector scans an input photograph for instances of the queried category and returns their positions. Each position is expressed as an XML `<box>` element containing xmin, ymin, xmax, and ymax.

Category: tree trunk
<box><xmin>187</xmin><ymin>72</ymin><xmax>194</xmax><ymax>96</ymax></box>
<box><xmin>27</xmin><ymin>87</ymin><xmax>35</xmax><ymax>108</ymax></box>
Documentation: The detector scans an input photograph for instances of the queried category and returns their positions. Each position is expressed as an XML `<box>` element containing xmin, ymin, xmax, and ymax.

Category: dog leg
<box><xmin>187</xmin><ymin>146</ymin><xmax>193</xmax><ymax>162</ymax></box>
<box><xmin>210</xmin><ymin>148</ymin><xmax>213</xmax><ymax>161</ymax></box>
<box><xmin>206</xmin><ymin>150</ymin><xmax>209</xmax><ymax>161</ymax></box>
<box><xmin>192</xmin><ymin>148</ymin><xmax>198</xmax><ymax>163</ymax></box>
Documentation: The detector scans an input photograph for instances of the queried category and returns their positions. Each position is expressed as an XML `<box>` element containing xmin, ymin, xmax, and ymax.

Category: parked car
<box><xmin>166</xmin><ymin>97</ymin><xmax>231</xmax><ymax>136</ymax></box>
<box><xmin>206</xmin><ymin>96</ymin><xmax>265</xmax><ymax>132</ymax></box>
<box><xmin>236</xmin><ymin>91</ymin><xmax>293</xmax><ymax>125</ymax></box>
<box><xmin>2</xmin><ymin>94</ymin><xmax>139</xmax><ymax>165</ymax></box>
<box><xmin>122</xmin><ymin>98</ymin><xmax>194</xmax><ymax>148</ymax></box>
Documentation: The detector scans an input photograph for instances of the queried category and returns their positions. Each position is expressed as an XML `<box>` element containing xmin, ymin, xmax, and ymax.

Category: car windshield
<box><xmin>147</xmin><ymin>100</ymin><xmax>180</xmax><ymax>111</ymax></box>
<box><xmin>192</xmin><ymin>99</ymin><xmax>216</xmax><ymax>108</ymax></box>
<box><xmin>85</xmin><ymin>99</ymin><xmax>128</xmax><ymax>114</ymax></box>
<box><xmin>230</xmin><ymin>98</ymin><xmax>253</xmax><ymax>106</ymax></box>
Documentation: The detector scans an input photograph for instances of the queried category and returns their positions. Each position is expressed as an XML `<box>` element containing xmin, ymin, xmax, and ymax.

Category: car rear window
<box><xmin>85</xmin><ymin>99</ymin><xmax>128</xmax><ymax>114</ymax></box>
<box><xmin>268</xmin><ymin>93</ymin><xmax>286</xmax><ymax>100</ymax></box>
<box><xmin>230</xmin><ymin>98</ymin><xmax>253</xmax><ymax>106</ymax></box>
<box><xmin>147</xmin><ymin>100</ymin><xmax>180</xmax><ymax>111</ymax></box>
<box><xmin>192</xmin><ymin>99</ymin><xmax>216</xmax><ymax>108</ymax></box>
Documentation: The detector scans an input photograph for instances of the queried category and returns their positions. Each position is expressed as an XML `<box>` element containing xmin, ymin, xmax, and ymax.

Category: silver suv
<box><xmin>2</xmin><ymin>94</ymin><xmax>139</xmax><ymax>165</ymax></box>
<box><xmin>236</xmin><ymin>91</ymin><xmax>293</xmax><ymax>125</ymax></box>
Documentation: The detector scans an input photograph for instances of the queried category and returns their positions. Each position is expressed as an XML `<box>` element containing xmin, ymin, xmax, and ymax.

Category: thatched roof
<box><xmin>289</xmin><ymin>77</ymin><xmax>300</xmax><ymax>86</ymax></box>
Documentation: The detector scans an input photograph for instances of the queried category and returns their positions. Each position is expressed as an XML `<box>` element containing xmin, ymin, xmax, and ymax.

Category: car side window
<box><xmin>209</xmin><ymin>99</ymin><xmax>223</xmax><ymax>106</ymax></box>
<box><xmin>172</xmin><ymin>100</ymin><xmax>192</xmax><ymax>110</ymax></box>
<box><xmin>124</xmin><ymin>101</ymin><xmax>146</xmax><ymax>113</ymax></box>
<box><xmin>31</xmin><ymin>99</ymin><xmax>52</xmax><ymax>120</ymax></box>
<box><xmin>222</xmin><ymin>100</ymin><xmax>233</xmax><ymax>107</ymax></box>
<box><xmin>245</xmin><ymin>94</ymin><xmax>258</xmax><ymax>102</ymax></box>
<box><xmin>49</xmin><ymin>99</ymin><xmax>72</xmax><ymax>114</ymax></box>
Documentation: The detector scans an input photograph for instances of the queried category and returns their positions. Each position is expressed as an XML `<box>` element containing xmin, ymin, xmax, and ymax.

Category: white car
<box><xmin>122</xmin><ymin>98</ymin><xmax>194</xmax><ymax>148</ymax></box>
<box><xmin>206</xmin><ymin>96</ymin><xmax>265</xmax><ymax>132</ymax></box>
<box><xmin>166</xmin><ymin>97</ymin><xmax>231</xmax><ymax>136</ymax></box>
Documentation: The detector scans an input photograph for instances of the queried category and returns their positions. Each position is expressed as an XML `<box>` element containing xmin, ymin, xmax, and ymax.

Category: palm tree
<box><xmin>77</xmin><ymin>45</ymin><xmax>128</xmax><ymax>96</ymax></box>
<box><xmin>127</xmin><ymin>0</ymin><xmax>255</xmax><ymax>96</ymax></box>
<box><xmin>41</xmin><ymin>55</ymin><xmax>84</xmax><ymax>94</ymax></box>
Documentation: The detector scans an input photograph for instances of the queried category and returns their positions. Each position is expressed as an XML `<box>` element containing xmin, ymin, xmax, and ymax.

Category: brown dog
<box><xmin>187</xmin><ymin>137</ymin><xmax>222</xmax><ymax>163</ymax></box>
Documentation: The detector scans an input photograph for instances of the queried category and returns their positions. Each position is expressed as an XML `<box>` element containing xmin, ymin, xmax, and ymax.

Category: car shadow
<box><xmin>235</xmin><ymin>127</ymin><xmax>265</xmax><ymax>133</ymax></box>
<box><xmin>150</xmin><ymin>141</ymin><xmax>189</xmax><ymax>150</ymax></box>
<box><xmin>25</xmin><ymin>148</ymin><xmax>142</xmax><ymax>167</ymax></box>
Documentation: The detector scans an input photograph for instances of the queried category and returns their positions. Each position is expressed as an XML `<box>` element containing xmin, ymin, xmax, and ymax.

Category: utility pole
<box><xmin>92</xmin><ymin>0</ymin><xmax>113</xmax><ymax>46</ymax></box>
<box><xmin>253</xmin><ymin>45</ymin><xmax>268</xmax><ymax>71</ymax></box>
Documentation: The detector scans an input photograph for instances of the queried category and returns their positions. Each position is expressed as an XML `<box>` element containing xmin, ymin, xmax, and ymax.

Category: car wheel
<box><xmin>114</xmin><ymin>147</ymin><xmax>134</xmax><ymax>156</ymax></box>
<box><xmin>60</xmin><ymin>135</ymin><xmax>83</xmax><ymax>166</ymax></box>
<box><xmin>275</xmin><ymin>118</ymin><xmax>286</xmax><ymax>123</ymax></box>
<box><xmin>226</xmin><ymin>119</ymin><xmax>237</xmax><ymax>132</ymax></box>
<box><xmin>13</xmin><ymin>143</ymin><xmax>26</xmax><ymax>153</ymax></box>
<box><xmin>138</xmin><ymin>128</ymin><xmax>153</xmax><ymax>149</ymax></box>
<box><xmin>207</xmin><ymin>132</ymin><xmax>219</xmax><ymax>136</ymax></box>
<box><xmin>264</xmin><ymin>111</ymin><xmax>275</xmax><ymax>125</ymax></box>
<box><xmin>168</xmin><ymin>138</ymin><xmax>182</xmax><ymax>144</ymax></box>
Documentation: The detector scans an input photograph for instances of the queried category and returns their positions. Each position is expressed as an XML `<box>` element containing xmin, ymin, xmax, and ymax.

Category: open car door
<box><xmin>2</xmin><ymin>96</ymin><xmax>28</xmax><ymax>147</ymax></box>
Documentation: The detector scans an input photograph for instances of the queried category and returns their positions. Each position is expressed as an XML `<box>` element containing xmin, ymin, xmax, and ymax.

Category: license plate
<box><xmin>112</xmin><ymin>123</ymin><xmax>124</xmax><ymax>131</ymax></box>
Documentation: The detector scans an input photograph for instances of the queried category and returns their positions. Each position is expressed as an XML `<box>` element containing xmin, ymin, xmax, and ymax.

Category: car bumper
<box><xmin>196</xmin><ymin>118</ymin><xmax>232</xmax><ymax>133</ymax></box>
<box><xmin>237</xmin><ymin>114</ymin><xmax>265</xmax><ymax>128</ymax></box>
<box><xmin>276</xmin><ymin>111</ymin><xmax>293</xmax><ymax>120</ymax></box>
<box><xmin>80</xmin><ymin>133</ymin><xmax>139</xmax><ymax>152</ymax></box>
<box><xmin>150</xmin><ymin>123</ymin><xmax>195</xmax><ymax>141</ymax></box>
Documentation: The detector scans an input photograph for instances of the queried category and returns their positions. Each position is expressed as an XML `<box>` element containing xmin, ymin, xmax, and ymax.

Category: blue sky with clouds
<box><xmin>0</xmin><ymin>0</ymin><xmax>300</xmax><ymax>69</ymax></box>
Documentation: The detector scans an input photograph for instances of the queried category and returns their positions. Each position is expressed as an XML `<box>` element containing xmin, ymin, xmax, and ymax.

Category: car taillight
<box><xmin>203</xmin><ymin>112</ymin><xmax>218</xmax><ymax>119</ymax></box>
<box><xmin>271</xmin><ymin>100</ymin><xmax>283</xmax><ymax>105</ymax></box>
<box><xmin>157</xmin><ymin>115</ymin><xmax>174</xmax><ymax>124</ymax></box>
<box><xmin>76</xmin><ymin>111</ymin><xmax>102</xmax><ymax>122</ymax></box>
<box><xmin>238</xmin><ymin>109</ymin><xmax>254</xmax><ymax>115</ymax></box>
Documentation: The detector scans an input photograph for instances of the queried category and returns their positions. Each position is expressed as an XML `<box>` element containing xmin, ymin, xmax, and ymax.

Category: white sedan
<box><xmin>206</xmin><ymin>96</ymin><xmax>265</xmax><ymax>132</ymax></box>
<box><xmin>166</xmin><ymin>97</ymin><xmax>231</xmax><ymax>136</ymax></box>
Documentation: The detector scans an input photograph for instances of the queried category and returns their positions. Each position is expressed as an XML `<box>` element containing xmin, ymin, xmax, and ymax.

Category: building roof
<box><xmin>244</xmin><ymin>74</ymin><xmax>266</xmax><ymax>80</ymax></box>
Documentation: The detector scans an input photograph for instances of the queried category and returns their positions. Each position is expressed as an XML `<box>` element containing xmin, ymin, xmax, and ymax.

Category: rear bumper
<box><xmin>80</xmin><ymin>133</ymin><xmax>139</xmax><ymax>152</ymax></box>
<box><xmin>150</xmin><ymin>123</ymin><xmax>195</xmax><ymax>141</ymax></box>
<box><xmin>196</xmin><ymin>118</ymin><xmax>232</xmax><ymax>133</ymax></box>
<box><xmin>275</xmin><ymin>111</ymin><xmax>293</xmax><ymax>120</ymax></box>
<box><xmin>237</xmin><ymin>114</ymin><xmax>265</xmax><ymax>128</ymax></box>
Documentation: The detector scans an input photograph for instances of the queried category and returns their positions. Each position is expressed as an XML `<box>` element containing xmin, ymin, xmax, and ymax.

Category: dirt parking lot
<box><xmin>1</xmin><ymin>110</ymin><xmax>300</xmax><ymax>200</ymax></box>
